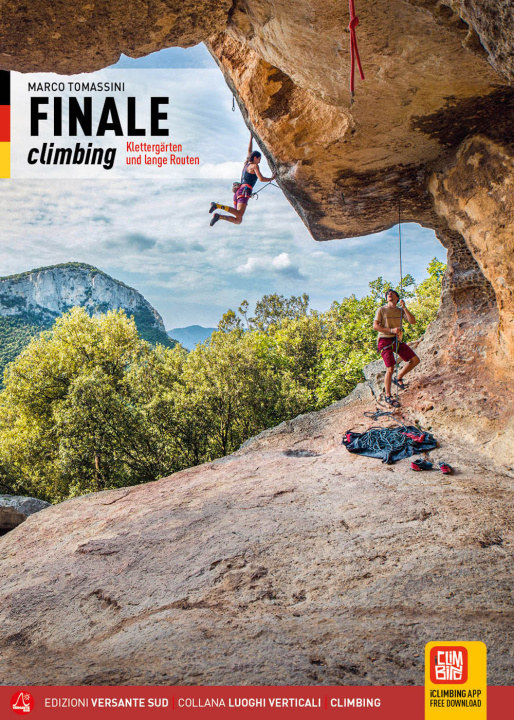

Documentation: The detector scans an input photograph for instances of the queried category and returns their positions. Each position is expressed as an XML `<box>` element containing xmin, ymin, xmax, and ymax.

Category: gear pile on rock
<box><xmin>342</xmin><ymin>424</ymin><xmax>437</xmax><ymax>465</ymax></box>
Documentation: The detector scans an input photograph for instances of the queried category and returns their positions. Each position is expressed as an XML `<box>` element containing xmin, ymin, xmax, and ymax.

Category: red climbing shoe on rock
<box><xmin>439</xmin><ymin>461</ymin><xmax>453</xmax><ymax>475</ymax></box>
<box><xmin>411</xmin><ymin>459</ymin><xmax>433</xmax><ymax>471</ymax></box>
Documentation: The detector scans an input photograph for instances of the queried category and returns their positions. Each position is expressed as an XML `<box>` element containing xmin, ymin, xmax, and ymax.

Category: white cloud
<box><xmin>272</xmin><ymin>253</ymin><xmax>291</xmax><ymax>270</ymax></box>
<box><xmin>237</xmin><ymin>252</ymin><xmax>293</xmax><ymax>275</ymax></box>
<box><xmin>237</xmin><ymin>256</ymin><xmax>266</xmax><ymax>274</ymax></box>
<box><xmin>196</xmin><ymin>162</ymin><xmax>243</xmax><ymax>179</ymax></box>
<box><xmin>236</xmin><ymin>251</ymin><xmax>305</xmax><ymax>283</ymax></box>
<box><xmin>0</xmin><ymin>47</ymin><xmax>446</xmax><ymax>328</ymax></box>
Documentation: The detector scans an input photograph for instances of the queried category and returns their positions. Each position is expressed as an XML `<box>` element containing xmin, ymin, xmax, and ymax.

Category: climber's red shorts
<box><xmin>378</xmin><ymin>337</ymin><xmax>416</xmax><ymax>368</ymax></box>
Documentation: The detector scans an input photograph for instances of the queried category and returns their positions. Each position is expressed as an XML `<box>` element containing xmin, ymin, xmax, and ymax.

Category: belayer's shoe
<box><xmin>210</xmin><ymin>213</ymin><xmax>220</xmax><ymax>227</ymax></box>
<box><xmin>411</xmin><ymin>459</ymin><xmax>433</xmax><ymax>471</ymax></box>
<box><xmin>392</xmin><ymin>378</ymin><xmax>407</xmax><ymax>390</ymax></box>
<box><xmin>384</xmin><ymin>395</ymin><xmax>400</xmax><ymax>408</ymax></box>
<box><xmin>209</xmin><ymin>202</ymin><xmax>217</xmax><ymax>214</ymax></box>
<box><xmin>439</xmin><ymin>461</ymin><xmax>453</xmax><ymax>475</ymax></box>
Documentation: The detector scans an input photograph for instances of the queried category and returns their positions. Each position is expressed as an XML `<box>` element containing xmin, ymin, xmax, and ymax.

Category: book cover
<box><xmin>0</xmin><ymin>2</ymin><xmax>512</xmax><ymax>718</ymax></box>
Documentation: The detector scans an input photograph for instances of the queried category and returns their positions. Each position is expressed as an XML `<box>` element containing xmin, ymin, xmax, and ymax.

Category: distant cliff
<box><xmin>0</xmin><ymin>263</ymin><xmax>174</xmax><ymax>380</ymax></box>
<box><xmin>0</xmin><ymin>262</ymin><xmax>166</xmax><ymax>328</ymax></box>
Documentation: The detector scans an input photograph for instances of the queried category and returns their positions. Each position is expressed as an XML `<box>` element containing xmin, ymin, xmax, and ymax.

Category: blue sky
<box><xmin>0</xmin><ymin>44</ymin><xmax>445</xmax><ymax>328</ymax></box>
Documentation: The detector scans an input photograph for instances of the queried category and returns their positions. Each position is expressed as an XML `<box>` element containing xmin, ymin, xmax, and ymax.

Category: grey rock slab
<box><xmin>0</xmin><ymin>495</ymin><xmax>50</xmax><ymax>531</ymax></box>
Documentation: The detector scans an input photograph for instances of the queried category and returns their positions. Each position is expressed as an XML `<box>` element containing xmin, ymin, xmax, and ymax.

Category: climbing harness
<box><xmin>238</xmin><ymin>182</ymin><xmax>254</xmax><ymax>201</ymax></box>
<box><xmin>348</xmin><ymin>0</ymin><xmax>365</xmax><ymax>98</ymax></box>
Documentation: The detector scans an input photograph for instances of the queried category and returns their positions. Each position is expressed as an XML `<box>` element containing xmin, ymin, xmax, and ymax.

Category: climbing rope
<box><xmin>353</xmin><ymin>426</ymin><xmax>410</xmax><ymax>453</ymax></box>
<box><xmin>348</xmin><ymin>0</ymin><xmax>365</xmax><ymax>98</ymax></box>
<box><xmin>398</xmin><ymin>197</ymin><xmax>403</xmax><ymax>298</ymax></box>
<box><xmin>364</xmin><ymin>410</ymin><xmax>405</xmax><ymax>425</ymax></box>
<box><xmin>394</xmin><ymin>196</ymin><xmax>404</xmax><ymax>404</ymax></box>
<box><xmin>344</xmin><ymin>413</ymin><xmax>436</xmax><ymax>465</ymax></box>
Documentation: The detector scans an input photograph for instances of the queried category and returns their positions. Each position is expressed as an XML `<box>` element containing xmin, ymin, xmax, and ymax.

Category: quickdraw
<box><xmin>251</xmin><ymin>180</ymin><xmax>281</xmax><ymax>199</ymax></box>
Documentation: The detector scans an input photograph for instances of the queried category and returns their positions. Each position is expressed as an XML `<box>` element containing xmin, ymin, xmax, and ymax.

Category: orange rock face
<box><xmin>0</xmin><ymin>392</ymin><xmax>512</xmax><ymax>685</ymax></box>
<box><xmin>210</xmin><ymin>1</ymin><xmax>508</xmax><ymax>238</ymax></box>
<box><xmin>0</xmin><ymin>0</ymin><xmax>232</xmax><ymax>74</ymax></box>
<box><xmin>428</xmin><ymin>136</ymin><xmax>514</xmax><ymax>364</ymax></box>
<box><xmin>205</xmin><ymin>2</ymin><xmax>514</xmax><ymax>389</ymax></box>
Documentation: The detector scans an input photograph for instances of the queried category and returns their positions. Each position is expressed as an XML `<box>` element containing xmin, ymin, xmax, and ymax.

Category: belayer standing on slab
<box><xmin>373</xmin><ymin>289</ymin><xmax>419</xmax><ymax>407</ymax></box>
<box><xmin>209</xmin><ymin>135</ymin><xmax>276</xmax><ymax>227</ymax></box>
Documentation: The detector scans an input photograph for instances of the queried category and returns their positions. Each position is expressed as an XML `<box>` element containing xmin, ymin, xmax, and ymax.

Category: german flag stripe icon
<box><xmin>0</xmin><ymin>70</ymin><xmax>10</xmax><ymax>178</ymax></box>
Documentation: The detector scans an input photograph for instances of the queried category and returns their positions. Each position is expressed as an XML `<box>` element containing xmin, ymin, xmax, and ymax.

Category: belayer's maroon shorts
<box><xmin>378</xmin><ymin>337</ymin><xmax>417</xmax><ymax>368</ymax></box>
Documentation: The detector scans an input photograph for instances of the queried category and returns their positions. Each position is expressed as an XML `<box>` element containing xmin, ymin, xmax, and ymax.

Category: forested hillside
<box><xmin>0</xmin><ymin>260</ymin><xmax>444</xmax><ymax>503</ymax></box>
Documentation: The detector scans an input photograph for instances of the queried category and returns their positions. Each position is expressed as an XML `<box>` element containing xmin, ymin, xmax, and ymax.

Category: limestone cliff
<box><xmin>0</xmin><ymin>263</ymin><xmax>173</xmax><ymax>379</ymax></box>
<box><xmin>0</xmin><ymin>262</ymin><xmax>166</xmax><ymax>332</ymax></box>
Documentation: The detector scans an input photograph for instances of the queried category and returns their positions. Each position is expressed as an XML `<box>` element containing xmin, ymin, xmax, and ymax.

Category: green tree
<box><xmin>368</xmin><ymin>273</ymin><xmax>415</xmax><ymax>302</ymax></box>
<box><xmin>217</xmin><ymin>308</ymin><xmax>244</xmax><ymax>333</ymax></box>
<box><xmin>248</xmin><ymin>293</ymin><xmax>310</xmax><ymax>332</ymax></box>
<box><xmin>179</xmin><ymin>330</ymin><xmax>308</xmax><ymax>459</ymax></box>
<box><xmin>263</xmin><ymin>313</ymin><xmax>324</xmax><ymax>405</ymax></box>
<box><xmin>316</xmin><ymin>294</ymin><xmax>379</xmax><ymax>406</ymax></box>
<box><xmin>0</xmin><ymin>308</ymin><xmax>159</xmax><ymax>500</ymax></box>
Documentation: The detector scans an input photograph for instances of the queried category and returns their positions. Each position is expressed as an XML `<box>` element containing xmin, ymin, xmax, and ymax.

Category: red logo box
<box><xmin>430</xmin><ymin>646</ymin><xmax>468</xmax><ymax>684</ymax></box>
<box><xmin>10</xmin><ymin>691</ymin><xmax>35</xmax><ymax>715</ymax></box>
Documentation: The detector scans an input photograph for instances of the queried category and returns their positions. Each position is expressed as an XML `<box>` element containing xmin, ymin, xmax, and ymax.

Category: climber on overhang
<box><xmin>373</xmin><ymin>289</ymin><xmax>419</xmax><ymax>407</ymax></box>
<box><xmin>208</xmin><ymin>135</ymin><xmax>276</xmax><ymax>227</ymax></box>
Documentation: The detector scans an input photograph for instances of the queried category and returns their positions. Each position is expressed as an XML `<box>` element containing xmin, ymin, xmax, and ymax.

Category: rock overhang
<box><xmin>0</xmin><ymin>0</ymin><xmax>512</xmax><ymax>368</ymax></box>
<box><xmin>0</xmin><ymin>1</ymin><xmax>511</xmax><ymax>236</ymax></box>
